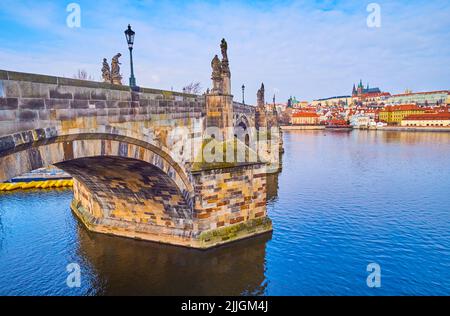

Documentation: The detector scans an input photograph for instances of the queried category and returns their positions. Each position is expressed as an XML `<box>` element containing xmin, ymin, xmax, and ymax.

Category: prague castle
<box><xmin>352</xmin><ymin>80</ymin><xmax>381</xmax><ymax>97</ymax></box>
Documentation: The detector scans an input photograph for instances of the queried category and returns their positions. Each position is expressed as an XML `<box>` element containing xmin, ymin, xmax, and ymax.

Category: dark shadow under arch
<box><xmin>56</xmin><ymin>156</ymin><xmax>193</xmax><ymax>221</ymax></box>
<box><xmin>0</xmin><ymin>132</ymin><xmax>194</xmax><ymax>199</ymax></box>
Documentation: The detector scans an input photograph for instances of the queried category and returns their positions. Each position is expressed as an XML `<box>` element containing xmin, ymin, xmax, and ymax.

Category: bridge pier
<box><xmin>191</xmin><ymin>163</ymin><xmax>272</xmax><ymax>248</ymax></box>
<box><xmin>69</xmin><ymin>158</ymin><xmax>272</xmax><ymax>249</ymax></box>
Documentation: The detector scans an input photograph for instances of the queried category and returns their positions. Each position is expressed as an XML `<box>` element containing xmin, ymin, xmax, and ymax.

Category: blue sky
<box><xmin>0</xmin><ymin>0</ymin><xmax>449</xmax><ymax>103</ymax></box>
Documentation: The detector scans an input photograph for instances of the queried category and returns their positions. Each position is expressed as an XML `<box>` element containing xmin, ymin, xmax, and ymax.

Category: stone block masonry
<box><xmin>70</xmin><ymin>160</ymin><xmax>272</xmax><ymax>249</ymax></box>
<box><xmin>0</xmin><ymin>69</ymin><xmax>205</xmax><ymax>138</ymax></box>
<box><xmin>192</xmin><ymin>163</ymin><xmax>272</xmax><ymax>248</ymax></box>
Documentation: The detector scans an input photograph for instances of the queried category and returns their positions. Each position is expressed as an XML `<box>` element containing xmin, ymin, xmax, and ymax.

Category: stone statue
<box><xmin>220</xmin><ymin>38</ymin><xmax>230</xmax><ymax>75</ymax></box>
<box><xmin>101</xmin><ymin>58</ymin><xmax>111</xmax><ymax>83</ymax></box>
<box><xmin>211</xmin><ymin>55</ymin><xmax>222</xmax><ymax>78</ymax></box>
<box><xmin>220</xmin><ymin>38</ymin><xmax>231</xmax><ymax>94</ymax></box>
<box><xmin>221</xmin><ymin>39</ymin><xmax>228</xmax><ymax>61</ymax></box>
<box><xmin>211</xmin><ymin>55</ymin><xmax>223</xmax><ymax>94</ymax></box>
<box><xmin>111</xmin><ymin>53</ymin><xmax>122</xmax><ymax>85</ymax></box>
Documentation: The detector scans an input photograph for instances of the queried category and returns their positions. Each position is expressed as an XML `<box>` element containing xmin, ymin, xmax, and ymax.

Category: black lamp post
<box><xmin>124</xmin><ymin>24</ymin><xmax>136</xmax><ymax>88</ymax></box>
<box><xmin>242</xmin><ymin>84</ymin><xmax>245</xmax><ymax>105</ymax></box>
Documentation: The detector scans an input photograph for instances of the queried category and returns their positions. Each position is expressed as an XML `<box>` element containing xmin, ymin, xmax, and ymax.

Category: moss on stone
<box><xmin>191</xmin><ymin>137</ymin><xmax>261</xmax><ymax>172</ymax></box>
<box><xmin>198</xmin><ymin>217</ymin><xmax>272</xmax><ymax>245</ymax></box>
<box><xmin>162</xmin><ymin>91</ymin><xmax>173</xmax><ymax>99</ymax></box>
<box><xmin>138</xmin><ymin>87</ymin><xmax>197</xmax><ymax>99</ymax></box>
<box><xmin>7</xmin><ymin>71</ymin><xmax>57</xmax><ymax>84</ymax></box>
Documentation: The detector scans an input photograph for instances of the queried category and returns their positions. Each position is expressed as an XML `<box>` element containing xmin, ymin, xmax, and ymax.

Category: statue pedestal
<box><xmin>205</xmin><ymin>93</ymin><xmax>234</xmax><ymax>141</ymax></box>
<box><xmin>112</xmin><ymin>77</ymin><xmax>122</xmax><ymax>85</ymax></box>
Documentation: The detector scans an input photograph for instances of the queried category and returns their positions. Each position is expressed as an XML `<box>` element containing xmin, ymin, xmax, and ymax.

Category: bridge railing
<box><xmin>0</xmin><ymin>69</ymin><xmax>199</xmax><ymax>100</ymax></box>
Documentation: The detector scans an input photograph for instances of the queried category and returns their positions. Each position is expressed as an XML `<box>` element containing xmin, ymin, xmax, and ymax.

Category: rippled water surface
<box><xmin>1</xmin><ymin>131</ymin><xmax>450</xmax><ymax>295</ymax></box>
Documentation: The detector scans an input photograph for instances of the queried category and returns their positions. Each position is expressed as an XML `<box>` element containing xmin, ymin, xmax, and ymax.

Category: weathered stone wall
<box><xmin>0</xmin><ymin>70</ymin><xmax>204</xmax><ymax>133</ymax></box>
<box><xmin>70</xmin><ymin>160</ymin><xmax>272</xmax><ymax>249</ymax></box>
<box><xmin>205</xmin><ymin>94</ymin><xmax>234</xmax><ymax>140</ymax></box>
<box><xmin>70</xmin><ymin>157</ymin><xmax>197</xmax><ymax>247</ymax></box>
<box><xmin>192</xmin><ymin>163</ymin><xmax>271</xmax><ymax>248</ymax></box>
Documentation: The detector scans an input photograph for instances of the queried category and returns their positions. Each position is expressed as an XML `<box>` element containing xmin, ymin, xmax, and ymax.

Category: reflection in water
<box><xmin>352</xmin><ymin>129</ymin><xmax>450</xmax><ymax>145</ymax></box>
<box><xmin>0</xmin><ymin>210</ymin><xmax>4</xmax><ymax>251</ymax></box>
<box><xmin>1</xmin><ymin>131</ymin><xmax>450</xmax><ymax>295</ymax></box>
<box><xmin>266</xmin><ymin>173</ymin><xmax>280</xmax><ymax>202</ymax></box>
<box><xmin>77</xmin><ymin>224</ymin><xmax>271</xmax><ymax>296</ymax></box>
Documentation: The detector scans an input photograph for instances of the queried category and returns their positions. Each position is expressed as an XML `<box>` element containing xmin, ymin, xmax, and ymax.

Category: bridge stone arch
<box><xmin>0</xmin><ymin>128</ymin><xmax>194</xmax><ymax>196</ymax></box>
<box><xmin>235</xmin><ymin>114</ymin><xmax>251</xmax><ymax>131</ymax></box>
<box><xmin>234</xmin><ymin>114</ymin><xmax>253</xmax><ymax>149</ymax></box>
<box><xmin>0</xmin><ymin>130</ymin><xmax>198</xmax><ymax>245</ymax></box>
<box><xmin>232</xmin><ymin>102</ymin><xmax>256</xmax><ymax>145</ymax></box>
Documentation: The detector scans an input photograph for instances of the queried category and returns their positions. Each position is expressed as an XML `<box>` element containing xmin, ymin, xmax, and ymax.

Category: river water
<box><xmin>0</xmin><ymin>130</ymin><xmax>449</xmax><ymax>296</ymax></box>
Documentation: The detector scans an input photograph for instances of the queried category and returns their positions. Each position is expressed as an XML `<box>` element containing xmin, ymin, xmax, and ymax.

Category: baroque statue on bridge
<box><xmin>101</xmin><ymin>58</ymin><xmax>111</xmax><ymax>83</ymax></box>
<box><xmin>111</xmin><ymin>53</ymin><xmax>123</xmax><ymax>85</ymax></box>
<box><xmin>211</xmin><ymin>39</ymin><xmax>231</xmax><ymax>95</ymax></box>
<box><xmin>211</xmin><ymin>54</ymin><xmax>223</xmax><ymax>94</ymax></box>
<box><xmin>220</xmin><ymin>38</ymin><xmax>231</xmax><ymax>94</ymax></box>
<box><xmin>220</xmin><ymin>38</ymin><xmax>230</xmax><ymax>75</ymax></box>
<box><xmin>209</xmin><ymin>39</ymin><xmax>232</xmax><ymax>95</ymax></box>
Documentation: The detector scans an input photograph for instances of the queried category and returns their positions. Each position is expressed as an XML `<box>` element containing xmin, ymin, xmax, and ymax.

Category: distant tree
<box><xmin>280</xmin><ymin>108</ymin><xmax>292</xmax><ymax>125</ymax></box>
<box><xmin>73</xmin><ymin>69</ymin><xmax>94</xmax><ymax>81</ymax></box>
<box><xmin>182</xmin><ymin>82</ymin><xmax>202</xmax><ymax>94</ymax></box>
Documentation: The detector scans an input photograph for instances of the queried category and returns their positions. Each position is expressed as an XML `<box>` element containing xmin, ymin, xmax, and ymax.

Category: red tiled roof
<box><xmin>292</xmin><ymin>112</ymin><xmax>319</xmax><ymax>118</ymax></box>
<box><xmin>294</xmin><ymin>107</ymin><xmax>317</xmax><ymax>112</ymax></box>
<box><xmin>392</xmin><ymin>90</ymin><xmax>450</xmax><ymax>97</ymax></box>
<box><xmin>381</xmin><ymin>104</ymin><xmax>423</xmax><ymax>112</ymax></box>
<box><xmin>403</xmin><ymin>113</ymin><xmax>450</xmax><ymax>121</ymax></box>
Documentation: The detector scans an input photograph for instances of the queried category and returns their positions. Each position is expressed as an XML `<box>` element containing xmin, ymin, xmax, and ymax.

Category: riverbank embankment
<box><xmin>281</xmin><ymin>125</ymin><xmax>325</xmax><ymax>131</ymax></box>
<box><xmin>282</xmin><ymin>125</ymin><xmax>450</xmax><ymax>133</ymax></box>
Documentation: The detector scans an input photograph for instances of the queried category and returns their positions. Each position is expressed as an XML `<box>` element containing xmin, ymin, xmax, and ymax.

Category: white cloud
<box><xmin>0</xmin><ymin>0</ymin><xmax>449</xmax><ymax>103</ymax></box>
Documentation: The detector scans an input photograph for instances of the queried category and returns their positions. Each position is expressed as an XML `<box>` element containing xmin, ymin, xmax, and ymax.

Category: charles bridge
<box><xmin>0</xmin><ymin>40</ymin><xmax>281</xmax><ymax>249</ymax></box>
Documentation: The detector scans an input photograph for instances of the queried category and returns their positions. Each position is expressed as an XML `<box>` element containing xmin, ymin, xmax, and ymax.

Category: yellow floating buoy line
<box><xmin>0</xmin><ymin>179</ymin><xmax>74</xmax><ymax>192</ymax></box>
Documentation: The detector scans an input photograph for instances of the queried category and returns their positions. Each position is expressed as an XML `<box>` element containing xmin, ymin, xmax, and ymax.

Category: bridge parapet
<box><xmin>0</xmin><ymin>69</ymin><xmax>204</xmax><ymax>137</ymax></box>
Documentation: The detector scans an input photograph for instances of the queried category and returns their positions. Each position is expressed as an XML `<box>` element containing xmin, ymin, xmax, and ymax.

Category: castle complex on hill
<box><xmin>352</xmin><ymin>80</ymin><xmax>381</xmax><ymax>97</ymax></box>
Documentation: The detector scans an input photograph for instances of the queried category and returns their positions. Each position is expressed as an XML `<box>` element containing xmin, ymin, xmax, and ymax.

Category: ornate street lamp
<box><xmin>242</xmin><ymin>84</ymin><xmax>245</xmax><ymax>105</ymax></box>
<box><xmin>124</xmin><ymin>24</ymin><xmax>136</xmax><ymax>88</ymax></box>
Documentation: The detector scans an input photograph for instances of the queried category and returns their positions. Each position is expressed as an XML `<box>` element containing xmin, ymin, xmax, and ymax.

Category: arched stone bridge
<box><xmin>0</xmin><ymin>43</ymin><xmax>280</xmax><ymax>249</ymax></box>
